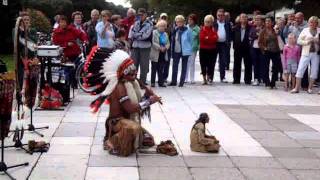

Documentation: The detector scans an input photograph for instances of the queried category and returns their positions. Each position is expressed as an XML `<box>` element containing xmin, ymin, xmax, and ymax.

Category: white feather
<box><xmin>100</xmin><ymin>49</ymin><xmax>130</xmax><ymax>81</ymax></box>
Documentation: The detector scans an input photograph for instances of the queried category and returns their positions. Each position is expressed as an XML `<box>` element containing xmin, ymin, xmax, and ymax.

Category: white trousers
<box><xmin>296</xmin><ymin>53</ymin><xmax>319</xmax><ymax>80</ymax></box>
<box><xmin>186</xmin><ymin>51</ymin><xmax>197</xmax><ymax>82</ymax></box>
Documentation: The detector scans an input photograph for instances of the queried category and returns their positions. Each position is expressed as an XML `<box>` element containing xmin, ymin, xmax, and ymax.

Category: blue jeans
<box><xmin>171</xmin><ymin>53</ymin><xmax>189</xmax><ymax>86</ymax></box>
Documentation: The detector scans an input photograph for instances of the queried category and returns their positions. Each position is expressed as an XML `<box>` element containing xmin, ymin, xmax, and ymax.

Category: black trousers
<box><xmin>151</xmin><ymin>52</ymin><xmax>166</xmax><ymax>85</ymax></box>
<box><xmin>226</xmin><ymin>43</ymin><xmax>231</xmax><ymax>70</ymax></box>
<box><xmin>250</xmin><ymin>47</ymin><xmax>263</xmax><ymax>82</ymax></box>
<box><xmin>199</xmin><ymin>48</ymin><xmax>217</xmax><ymax>80</ymax></box>
<box><xmin>261</xmin><ymin>51</ymin><xmax>282</xmax><ymax>87</ymax></box>
<box><xmin>216</xmin><ymin>42</ymin><xmax>228</xmax><ymax>80</ymax></box>
<box><xmin>233</xmin><ymin>47</ymin><xmax>252</xmax><ymax>84</ymax></box>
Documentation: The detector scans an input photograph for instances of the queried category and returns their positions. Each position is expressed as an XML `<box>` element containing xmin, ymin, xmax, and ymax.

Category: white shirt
<box><xmin>241</xmin><ymin>28</ymin><xmax>245</xmax><ymax>42</ymax></box>
<box><xmin>217</xmin><ymin>21</ymin><xmax>226</xmax><ymax>42</ymax></box>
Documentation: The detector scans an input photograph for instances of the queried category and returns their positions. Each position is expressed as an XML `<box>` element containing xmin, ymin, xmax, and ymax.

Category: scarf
<box><xmin>159</xmin><ymin>31</ymin><xmax>166</xmax><ymax>47</ymax></box>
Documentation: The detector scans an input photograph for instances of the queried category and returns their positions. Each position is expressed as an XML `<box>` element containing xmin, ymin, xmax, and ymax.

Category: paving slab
<box><xmin>139</xmin><ymin>167</ymin><xmax>192</xmax><ymax>180</ymax></box>
<box><xmin>184</xmin><ymin>156</ymin><xmax>234</xmax><ymax>168</ymax></box>
<box><xmin>277</xmin><ymin>158</ymin><xmax>320</xmax><ymax>170</ymax></box>
<box><xmin>285</xmin><ymin>131</ymin><xmax>320</xmax><ymax>140</ymax></box>
<box><xmin>54</xmin><ymin>122</ymin><xmax>96</xmax><ymax>137</ymax></box>
<box><xmin>29</xmin><ymin>154</ymin><xmax>88</xmax><ymax>180</ymax></box>
<box><xmin>137</xmin><ymin>155</ymin><xmax>186</xmax><ymax>167</ymax></box>
<box><xmin>240</xmin><ymin>168</ymin><xmax>297</xmax><ymax>180</ymax></box>
<box><xmin>291</xmin><ymin>170</ymin><xmax>320</xmax><ymax>180</ymax></box>
<box><xmin>89</xmin><ymin>154</ymin><xmax>138</xmax><ymax>167</ymax></box>
<box><xmin>191</xmin><ymin>168</ymin><xmax>246</xmax><ymax>180</ymax></box>
<box><xmin>86</xmin><ymin>167</ymin><xmax>139</xmax><ymax>180</ymax></box>
<box><xmin>266</xmin><ymin>147</ymin><xmax>318</xmax><ymax>158</ymax></box>
<box><xmin>230</xmin><ymin>157</ymin><xmax>283</xmax><ymax>168</ymax></box>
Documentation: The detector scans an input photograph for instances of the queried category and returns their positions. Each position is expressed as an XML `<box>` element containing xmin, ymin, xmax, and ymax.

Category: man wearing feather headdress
<box><xmin>84</xmin><ymin>47</ymin><xmax>161</xmax><ymax>156</ymax></box>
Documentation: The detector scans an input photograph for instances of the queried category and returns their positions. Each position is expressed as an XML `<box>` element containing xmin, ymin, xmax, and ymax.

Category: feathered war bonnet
<box><xmin>83</xmin><ymin>46</ymin><xmax>135</xmax><ymax>113</ymax></box>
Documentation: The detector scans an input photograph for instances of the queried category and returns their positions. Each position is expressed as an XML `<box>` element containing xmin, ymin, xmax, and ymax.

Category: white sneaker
<box><xmin>252</xmin><ymin>79</ymin><xmax>259</xmax><ymax>86</ymax></box>
<box><xmin>220</xmin><ymin>79</ymin><xmax>228</xmax><ymax>83</ymax></box>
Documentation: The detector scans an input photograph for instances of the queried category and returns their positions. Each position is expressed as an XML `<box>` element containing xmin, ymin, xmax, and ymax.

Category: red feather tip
<box><xmin>104</xmin><ymin>99</ymin><xmax>110</xmax><ymax>104</ymax></box>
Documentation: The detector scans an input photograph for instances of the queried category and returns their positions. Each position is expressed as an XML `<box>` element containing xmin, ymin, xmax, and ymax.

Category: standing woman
<box><xmin>186</xmin><ymin>14</ymin><xmax>200</xmax><ymax>84</ymax></box>
<box><xmin>291</xmin><ymin>16</ymin><xmax>320</xmax><ymax>94</ymax></box>
<box><xmin>249</xmin><ymin>15</ymin><xmax>264</xmax><ymax>86</ymax></box>
<box><xmin>169</xmin><ymin>15</ymin><xmax>193</xmax><ymax>87</ymax></box>
<box><xmin>199</xmin><ymin>15</ymin><xmax>218</xmax><ymax>85</ymax></box>
<box><xmin>70</xmin><ymin>11</ymin><xmax>85</xmax><ymax>32</ymax></box>
<box><xmin>150</xmin><ymin>20</ymin><xmax>170</xmax><ymax>87</ymax></box>
<box><xmin>95</xmin><ymin>10</ymin><xmax>115</xmax><ymax>49</ymax></box>
<box><xmin>258</xmin><ymin>18</ymin><xmax>282</xmax><ymax>89</ymax></box>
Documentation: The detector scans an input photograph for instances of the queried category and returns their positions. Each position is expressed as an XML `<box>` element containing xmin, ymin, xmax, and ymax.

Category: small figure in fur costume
<box><xmin>190</xmin><ymin>113</ymin><xmax>220</xmax><ymax>153</ymax></box>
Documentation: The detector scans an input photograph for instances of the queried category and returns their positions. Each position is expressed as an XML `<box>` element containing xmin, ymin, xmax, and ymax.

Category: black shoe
<box><xmin>233</xmin><ymin>81</ymin><xmax>240</xmax><ymax>84</ymax></box>
<box><xmin>151</xmin><ymin>83</ymin><xmax>155</xmax><ymax>87</ymax></box>
<box><xmin>144</xmin><ymin>82</ymin><xmax>149</xmax><ymax>86</ymax></box>
<box><xmin>159</xmin><ymin>84</ymin><xmax>166</xmax><ymax>87</ymax></box>
<box><xmin>245</xmin><ymin>82</ymin><xmax>251</xmax><ymax>85</ymax></box>
<box><xmin>178</xmin><ymin>84</ymin><xmax>183</xmax><ymax>87</ymax></box>
<box><xmin>169</xmin><ymin>83</ymin><xmax>177</xmax><ymax>86</ymax></box>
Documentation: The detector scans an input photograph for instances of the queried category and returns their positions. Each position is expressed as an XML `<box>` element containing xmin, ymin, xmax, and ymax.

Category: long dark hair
<box><xmin>192</xmin><ymin>113</ymin><xmax>208</xmax><ymax>130</ymax></box>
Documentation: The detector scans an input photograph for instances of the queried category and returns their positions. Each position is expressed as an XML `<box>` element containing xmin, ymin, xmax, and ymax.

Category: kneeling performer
<box><xmin>84</xmin><ymin>47</ymin><xmax>161</xmax><ymax>156</ymax></box>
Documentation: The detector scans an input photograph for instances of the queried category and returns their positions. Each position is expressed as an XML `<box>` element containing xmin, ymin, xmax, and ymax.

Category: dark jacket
<box><xmin>232</xmin><ymin>24</ymin><xmax>251</xmax><ymax>50</ymax></box>
<box><xmin>83</xmin><ymin>20</ymin><xmax>98</xmax><ymax>50</ymax></box>
<box><xmin>249</xmin><ymin>25</ymin><xmax>261</xmax><ymax>47</ymax></box>
<box><xmin>213</xmin><ymin>20</ymin><xmax>232</xmax><ymax>44</ymax></box>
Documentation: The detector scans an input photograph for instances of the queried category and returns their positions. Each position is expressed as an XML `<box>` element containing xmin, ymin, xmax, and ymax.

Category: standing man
<box><xmin>129</xmin><ymin>8</ymin><xmax>153</xmax><ymax>85</ymax></box>
<box><xmin>232</xmin><ymin>13</ymin><xmax>252</xmax><ymax>84</ymax></box>
<box><xmin>214</xmin><ymin>8</ymin><xmax>232</xmax><ymax>83</ymax></box>
<box><xmin>283</xmin><ymin>12</ymin><xmax>307</xmax><ymax>41</ymax></box>
<box><xmin>84</xmin><ymin>9</ymin><xmax>100</xmax><ymax>52</ymax></box>
<box><xmin>224</xmin><ymin>11</ymin><xmax>233</xmax><ymax>70</ymax></box>
<box><xmin>122</xmin><ymin>8</ymin><xmax>136</xmax><ymax>40</ymax></box>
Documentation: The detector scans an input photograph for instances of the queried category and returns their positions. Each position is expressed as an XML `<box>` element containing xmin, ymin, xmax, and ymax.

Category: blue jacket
<box><xmin>171</xmin><ymin>26</ymin><xmax>193</xmax><ymax>56</ymax></box>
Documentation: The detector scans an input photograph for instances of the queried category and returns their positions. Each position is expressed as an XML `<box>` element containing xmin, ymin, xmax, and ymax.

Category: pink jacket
<box><xmin>283</xmin><ymin>44</ymin><xmax>301</xmax><ymax>68</ymax></box>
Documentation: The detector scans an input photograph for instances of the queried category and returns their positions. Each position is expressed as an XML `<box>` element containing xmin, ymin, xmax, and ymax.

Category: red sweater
<box><xmin>52</xmin><ymin>25</ymin><xmax>88</xmax><ymax>58</ymax></box>
<box><xmin>199</xmin><ymin>26</ymin><xmax>218</xmax><ymax>49</ymax></box>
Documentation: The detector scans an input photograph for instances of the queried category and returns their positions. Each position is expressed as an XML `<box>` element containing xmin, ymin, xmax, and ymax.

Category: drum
<box><xmin>37</xmin><ymin>45</ymin><xmax>63</xmax><ymax>57</ymax></box>
<box><xmin>0</xmin><ymin>72</ymin><xmax>15</xmax><ymax>138</ymax></box>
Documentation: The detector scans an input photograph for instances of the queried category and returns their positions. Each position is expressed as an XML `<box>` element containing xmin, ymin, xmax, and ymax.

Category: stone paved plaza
<box><xmin>2</xmin><ymin>59</ymin><xmax>320</xmax><ymax>180</ymax></box>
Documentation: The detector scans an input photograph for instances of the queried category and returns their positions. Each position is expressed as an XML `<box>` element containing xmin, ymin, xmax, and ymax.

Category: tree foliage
<box><xmin>131</xmin><ymin>0</ymin><xmax>297</xmax><ymax>22</ymax></box>
<box><xmin>28</xmin><ymin>9</ymin><xmax>52</xmax><ymax>33</ymax></box>
<box><xmin>22</xmin><ymin>0</ymin><xmax>128</xmax><ymax>22</ymax></box>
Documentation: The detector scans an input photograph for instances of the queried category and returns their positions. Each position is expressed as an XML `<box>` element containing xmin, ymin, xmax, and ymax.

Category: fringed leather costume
<box><xmin>83</xmin><ymin>47</ymin><xmax>159</xmax><ymax>156</ymax></box>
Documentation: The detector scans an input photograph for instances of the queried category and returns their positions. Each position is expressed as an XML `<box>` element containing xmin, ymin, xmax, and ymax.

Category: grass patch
<box><xmin>0</xmin><ymin>54</ymin><xmax>14</xmax><ymax>72</ymax></box>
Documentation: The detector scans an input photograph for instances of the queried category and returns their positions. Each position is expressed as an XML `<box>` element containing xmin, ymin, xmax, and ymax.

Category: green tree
<box><xmin>136</xmin><ymin>0</ymin><xmax>296</xmax><ymax>21</ymax></box>
<box><xmin>28</xmin><ymin>9</ymin><xmax>52</xmax><ymax>33</ymax></box>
